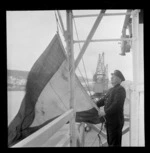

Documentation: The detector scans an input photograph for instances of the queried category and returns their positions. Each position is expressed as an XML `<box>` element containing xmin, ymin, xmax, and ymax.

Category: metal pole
<box><xmin>66</xmin><ymin>10</ymin><xmax>76</xmax><ymax>147</ymax></box>
<box><xmin>131</xmin><ymin>9</ymin><xmax>144</xmax><ymax>146</ymax></box>
<box><xmin>121</xmin><ymin>10</ymin><xmax>132</xmax><ymax>35</ymax></box>
<box><xmin>73</xmin><ymin>38</ymin><xmax>133</xmax><ymax>43</ymax></box>
<box><xmin>57</xmin><ymin>10</ymin><xmax>66</xmax><ymax>39</ymax></box>
<box><xmin>75</xmin><ymin>10</ymin><xmax>106</xmax><ymax>70</ymax></box>
<box><xmin>73</xmin><ymin>12</ymin><xmax>132</xmax><ymax>18</ymax></box>
<box><xmin>130</xmin><ymin>9</ymin><xmax>139</xmax><ymax>146</ymax></box>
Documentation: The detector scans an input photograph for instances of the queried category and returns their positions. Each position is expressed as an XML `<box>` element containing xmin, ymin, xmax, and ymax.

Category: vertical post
<box><xmin>66</xmin><ymin>10</ymin><xmax>76</xmax><ymax>147</ymax></box>
<box><xmin>76</xmin><ymin>123</ymin><xmax>85</xmax><ymax>147</ymax></box>
<box><xmin>138</xmin><ymin>15</ymin><xmax>144</xmax><ymax>146</ymax></box>
<box><xmin>130</xmin><ymin>9</ymin><xmax>139</xmax><ymax>146</ymax></box>
<box><xmin>130</xmin><ymin>9</ymin><xmax>144</xmax><ymax>146</ymax></box>
<box><xmin>129</xmin><ymin>88</ymin><xmax>132</xmax><ymax>146</ymax></box>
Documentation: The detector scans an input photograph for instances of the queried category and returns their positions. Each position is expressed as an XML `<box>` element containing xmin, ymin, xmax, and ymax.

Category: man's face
<box><xmin>111</xmin><ymin>74</ymin><xmax>121</xmax><ymax>86</ymax></box>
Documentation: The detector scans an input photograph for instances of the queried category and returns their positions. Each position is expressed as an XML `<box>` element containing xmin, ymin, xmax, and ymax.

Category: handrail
<box><xmin>85</xmin><ymin>116</ymin><xmax>130</xmax><ymax>146</ymax></box>
<box><xmin>73</xmin><ymin>38</ymin><xmax>133</xmax><ymax>43</ymax></box>
<box><xmin>122</xmin><ymin>127</ymin><xmax>130</xmax><ymax>135</ymax></box>
<box><xmin>12</xmin><ymin>109</ymin><xmax>74</xmax><ymax>147</ymax></box>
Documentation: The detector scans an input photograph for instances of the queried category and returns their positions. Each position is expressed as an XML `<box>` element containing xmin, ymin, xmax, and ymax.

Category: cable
<box><xmin>90</xmin><ymin>117</ymin><xmax>106</xmax><ymax>147</ymax></box>
<box><xmin>54</xmin><ymin>11</ymin><xmax>59</xmax><ymax>33</ymax></box>
<box><xmin>97</xmin><ymin>122</ymin><xmax>104</xmax><ymax>147</ymax></box>
<box><xmin>73</xmin><ymin>16</ymin><xmax>93</xmax><ymax>97</ymax></box>
<box><xmin>55</xmin><ymin>11</ymin><xmax>93</xmax><ymax>99</ymax></box>
<box><xmin>49</xmin><ymin>82</ymin><xmax>68</xmax><ymax>110</ymax></box>
<box><xmin>54</xmin><ymin>11</ymin><xmax>63</xmax><ymax>35</ymax></box>
<box><xmin>77</xmin><ymin>67</ymin><xmax>92</xmax><ymax>95</ymax></box>
<box><xmin>55</xmin><ymin>11</ymin><xmax>95</xmax><ymax>110</ymax></box>
<box><xmin>55</xmin><ymin>11</ymin><xmax>93</xmax><ymax>98</ymax></box>
<box><xmin>91</xmin><ymin>133</ymin><xmax>99</xmax><ymax>146</ymax></box>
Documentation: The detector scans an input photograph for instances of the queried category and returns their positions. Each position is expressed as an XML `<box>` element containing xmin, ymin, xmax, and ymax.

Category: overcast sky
<box><xmin>7</xmin><ymin>10</ymin><xmax>133</xmax><ymax>81</ymax></box>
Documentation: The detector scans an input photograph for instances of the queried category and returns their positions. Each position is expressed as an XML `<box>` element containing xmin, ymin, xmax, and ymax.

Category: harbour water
<box><xmin>7</xmin><ymin>91</ymin><xmax>25</xmax><ymax>125</ymax></box>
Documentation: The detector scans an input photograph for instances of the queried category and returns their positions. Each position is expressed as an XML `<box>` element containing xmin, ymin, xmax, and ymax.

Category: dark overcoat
<box><xmin>96</xmin><ymin>84</ymin><xmax>126</xmax><ymax>126</ymax></box>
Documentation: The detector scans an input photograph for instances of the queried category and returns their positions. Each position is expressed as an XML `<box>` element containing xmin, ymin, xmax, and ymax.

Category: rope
<box><xmin>54</xmin><ymin>11</ymin><xmax>58</xmax><ymax>33</ymax></box>
<box><xmin>90</xmin><ymin>132</ymin><xmax>99</xmax><ymax>146</ymax></box>
<box><xmin>72</xmin><ymin>16</ymin><xmax>93</xmax><ymax>97</ymax></box>
<box><xmin>54</xmin><ymin>11</ymin><xmax>96</xmax><ymax>112</ymax></box>
<box><xmin>97</xmin><ymin>122</ymin><xmax>104</xmax><ymax>147</ymax></box>
<box><xmin>54</xmin><ymin>11</ymin><xmax>63</xmax><ymax>35</ymax></box>
<box><xmin>77</xmin><ymin>67</ymin><xmax>92</xmax><ymax>95</ymax></box>
<box><xmin>90</xmin><ymin>122</ymin><xmax>105</xmax><ymax>147</ymax></box>
<box><xmin>49</xmin><ymin>82</ymin><xmax>68</xmax><ymax>110</ymax></box>
<box><xmin>55</xmin><ymin>11</ymin><xmax>93</xmax><ymax>98</ymax></box>
<box><xmin>72</xmin><ymin>13</ymin><xmax>101</xmax><ymax>115</ymax></box>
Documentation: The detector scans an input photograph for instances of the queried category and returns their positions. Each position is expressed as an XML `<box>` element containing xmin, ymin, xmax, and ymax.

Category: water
<box><xmin>7</xmin><ymin>91</ymin><xmax>25</xmax><ymax>126</ymax></box>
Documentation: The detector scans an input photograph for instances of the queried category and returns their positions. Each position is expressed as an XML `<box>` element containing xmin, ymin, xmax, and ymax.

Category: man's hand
<box><xmin>98</xmin><ymin>107</ymin><xmax>106</xmax><ymax>117</ymax></box>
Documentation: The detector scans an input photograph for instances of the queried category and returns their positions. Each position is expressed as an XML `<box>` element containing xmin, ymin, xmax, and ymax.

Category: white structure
<box><xmin>129</xmin><ymin>10</ymin><xmax>144</xmax><ymax>146</ymax></box>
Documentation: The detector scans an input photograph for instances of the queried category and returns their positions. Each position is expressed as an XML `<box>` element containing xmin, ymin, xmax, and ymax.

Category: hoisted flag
<box><xmin>8</xmin><ymin>34</ymin><xmax>101</xmax><ymax>147</ymax></box>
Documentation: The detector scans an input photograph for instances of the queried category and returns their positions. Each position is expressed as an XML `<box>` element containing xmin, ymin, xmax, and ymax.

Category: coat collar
<box><xmin>113</xmin><ymin>83</ymin><xmax>120</xmax><ymax>88</ymax></box>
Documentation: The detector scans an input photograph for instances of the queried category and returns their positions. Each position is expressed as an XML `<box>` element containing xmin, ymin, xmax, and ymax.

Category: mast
<box><xmin>66</xmin><ymin>10</ymin><xmax>76</xmax><ymax>147</ymax></box>
<box><xmin>130</xmin><ymin>9</ymin><xmax>144</xmax><ymax>146</ymax></box>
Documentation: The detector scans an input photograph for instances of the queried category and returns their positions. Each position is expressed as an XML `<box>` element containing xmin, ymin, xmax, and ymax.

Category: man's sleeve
<box><xmin>96</xmin><ymin>96</ymin><xmax>105</xmax><ymax>108</ymax></box>
<box><xmin>96</xmin><ymin>88</ymin><xmax>112</xmax><ymax>108</ymax></box>
<box><xmin>104</xmin><ymin>88</ymin><xmax>126</xmax><ymax>116</ymax></box>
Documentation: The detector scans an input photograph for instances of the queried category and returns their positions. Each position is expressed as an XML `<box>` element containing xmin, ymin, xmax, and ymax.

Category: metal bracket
<box><xmin>131</xmin><ymin>9</ymin><xmax>140</xmax><ymax>17</ymax></box>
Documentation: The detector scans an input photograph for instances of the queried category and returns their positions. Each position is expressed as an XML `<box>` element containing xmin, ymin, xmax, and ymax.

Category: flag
<box><xmin>8</xmin><ymin>33</ymin><xmax>100</xmax><ymax>147</ymax></box>
<box><xmin>8</xmin><ymin>34</ymin><xmax>66</xmax><ymax>146</ymax></box>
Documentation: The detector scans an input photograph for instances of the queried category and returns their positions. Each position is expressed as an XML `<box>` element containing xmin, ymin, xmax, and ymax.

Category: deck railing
<box><xmin>11</xmin><ymin>109</ymin><xmax>130</xmax><ymax>147</ymax></box>
<box><xmin>80</xmin><ymin>115</ymin><xmax>130</xmax><ymax>146</ymax></box>
<box><xmin>11</xmin><ymin>109</ymin><xmax>74</xmax><ymax>147</ymax></box>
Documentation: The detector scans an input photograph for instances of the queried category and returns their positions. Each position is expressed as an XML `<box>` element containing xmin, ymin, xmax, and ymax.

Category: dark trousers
<box><xmin>105</xmin><ymin>122</ymin><xmax>124</xmax><ymax>147</ymax></box>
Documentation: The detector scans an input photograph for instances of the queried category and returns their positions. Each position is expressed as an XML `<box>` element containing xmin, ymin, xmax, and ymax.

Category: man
<box><xmin>96</xmin><ymin>70</ymin><xmax>126</xmax><ymax>147</ymax></box>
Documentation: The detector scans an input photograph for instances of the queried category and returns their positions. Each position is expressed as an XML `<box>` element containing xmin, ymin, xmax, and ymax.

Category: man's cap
<box><xmin>111</xmin><ymin>70</ymin><xmax>125</xmax><ymax>81</ymax></box>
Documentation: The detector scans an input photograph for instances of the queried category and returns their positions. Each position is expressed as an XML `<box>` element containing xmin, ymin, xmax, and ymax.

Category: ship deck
<box><xmin>40</xmin><ymin>121</ymin><xmax>129</xmax><ymax>147</ymax></box>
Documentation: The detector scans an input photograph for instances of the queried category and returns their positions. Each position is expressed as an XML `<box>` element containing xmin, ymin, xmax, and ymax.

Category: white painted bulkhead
<box><xmin>130</xmin><ymin>10</ymin><xmax>144</xmax><ymax>146</ymax></box>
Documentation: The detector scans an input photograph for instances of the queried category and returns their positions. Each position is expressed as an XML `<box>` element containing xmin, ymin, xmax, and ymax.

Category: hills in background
<box><xmin>7</xmin><ymin>70</ymin><xmax>29</xmax><ymax>79</ymax></box>
<box><xmin>7</xmin><ymin>70</ymin><xmax>28</xmax><ymax>91</ymax></box>
<box><xmin>7</xmin><ymin>69</ymin><xmax>93</xmax><ymax>91</ymax></box>
<box><xmin>7</xmin><ymin>69</ymin><xmax>92</xmax><ymax>82</ymax></box>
